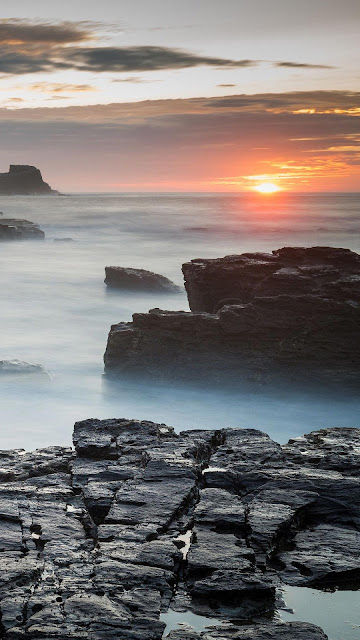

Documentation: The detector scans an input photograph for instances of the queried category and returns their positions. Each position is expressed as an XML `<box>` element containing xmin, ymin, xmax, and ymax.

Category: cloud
<box><xmin>30</xmin><ymin>83</ymin><xmax>95</xmax><ymax>93</ymax></box>
<box><xmin>275</xmin><ymin>61</ymin><xmax>335</xmax><ymax>69</ymax></box>
<box><xmin>62</xmin><ymin>47</ymin><xmax>257</xmax><ymax>73</ymax></box>
<box><xmin>217</xmin><ymin>83</ymin><xmax>237</xmax><ymax>87</ymax></box>
<box><xmin>0</xmin><ymin>19</ymin><xmax>337</xmax><ymax>77</ymax></box>
<box><xmin>1</xmin><ymin>90</ymin><xmax>359</xmax><ymax>122</ymax></box>
<box><xmin>0</xmin><ymin>19</ymin><xmax>92</xmax><ymax>44</ymax></box>
<box><xmin>0</xmin><ymin>90</ymin><xmax>358</xmax><ymax>190</ymax></box>
<box><xmin>205</xmin><ymin>91</ymin><xmax>360</xmax><ymax>114</ymax></box>
<box><xmin>0</xmin><ymin>39</ymin><xmax>258</xmax><ymax>75</ymax></box>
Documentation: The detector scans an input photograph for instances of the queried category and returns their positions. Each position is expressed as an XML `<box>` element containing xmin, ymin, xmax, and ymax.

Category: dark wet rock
<box><xmin>278</xmin><ymin>524</ymin><xmax>360</xmax><ymax>588</ymax></box>
<box><xmin>182</xmin><ymin>246</ymin><xmax>360</xmax><ymax>313</ymax></box>
<box><xmin>193</xmin><ymin>488</ymin><xmax>246</xmax><ymax>532</ymax></box>
<box><xmin>283</xmin><ymin>427</ymin><xmax>360</xmax><ymax>474</ymax></box>
<box><xmin>1</xmin><ymin>422</ymin><xmax>359</xmax><ymax>638</ymax></box>
<box><xmin>191</xmin><ymin>571</ymin><xmax>275</xmax><ymax>619</ymax></box>
<box><xmin>0</xmin><ymin>360</ymin><xmax>51</xmax><ymax>378</ymax></box>
<box><xmin>187</xmin><ymin>528</ymin><xmax>253</xmax><ymax>580</ymax></box>
<box><xmin>0</xmin><ymin>165</ymin><xmax>57</xmax><ymax>195</ymax></box>
<box><xmin>105</xmin><ymin>266</ymin><xmax>181</xmax><ymax>292</ymax></box>
<box><xmin>104</xmin><ymin>247</ymin><xmax>360</xmax><ymax>386</ymax></box>
<box><xmin>0</xmin><ymin>446</ymin><xmax>73</xmax><ymax>483</ymax></box>
<box><xmin>166</xmin><ymin>621</ymin><xmax>329</xmax><ymax>639</ymax></box>
<box><xmin>0</xmin><ymin>218</ymin><xmax>45</xmax><ymax>240</ymax></box>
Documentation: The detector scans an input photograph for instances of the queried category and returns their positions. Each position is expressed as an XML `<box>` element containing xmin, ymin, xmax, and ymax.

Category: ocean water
<box><xmin>0</xmin><ymin>192</ymin><xmax>359</xmax><ymax>451</ymax></box>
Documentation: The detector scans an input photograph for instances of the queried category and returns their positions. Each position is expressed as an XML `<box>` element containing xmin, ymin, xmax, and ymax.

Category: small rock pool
<box><xmin>160</xmin><ymin>586</ymin><xmax>360</xmax><ymax>639</ymax></box>
<box><xmin>280</xmin><ymin>586</ymin><xmax>360</xmax><ymax>640</ymax></box>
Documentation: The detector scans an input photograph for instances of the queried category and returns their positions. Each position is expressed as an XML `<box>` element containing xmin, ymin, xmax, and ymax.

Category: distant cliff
<box><xmin>0</xmin><ymin>165</ymin><xmax>58</xmax><ymax>195</ymax></box>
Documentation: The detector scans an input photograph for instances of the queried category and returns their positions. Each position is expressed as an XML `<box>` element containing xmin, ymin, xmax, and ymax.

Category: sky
<box><xmin>0</xmin><ymin>0</ymin><xmax>359</xmax><ymax>191</ymax></box>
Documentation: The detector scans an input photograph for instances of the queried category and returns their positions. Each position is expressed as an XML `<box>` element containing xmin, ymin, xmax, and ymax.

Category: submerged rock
<box><xmin>105</xmin><ymin>266</ymin><xmax>181</xmax><ymax>292</ymax></box>
<box><xmin>104</xmin><ymin>247</ymin><xmax>360</xmax><ymax>386</ymax></box>
<box><xmin>0</xmin><ymin>165</ymin><xmax>57</xmax><ymax>195</ymax></box>
<box><xmin>1</xmin><ymin>420</ymin><xmax>359</xmax><ymax>638</ymax></box>
<box><xmin>0</xmin><ymin>359</ymin><xmax>51</xmax><ymax>378</ymax></box>
<box><xmin>0</xmin><ymin>218</ymin><xmax>45</xmax><ymax>240</ymax></box>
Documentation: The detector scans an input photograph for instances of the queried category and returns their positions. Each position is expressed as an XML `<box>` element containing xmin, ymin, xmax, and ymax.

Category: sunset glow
<box><xmin>254</xmin><ymin>183</ymin><xmax>282</xmax><ymax>194</ymax></box>
<box><xmin>0</xmin><ymin>7</ymin><xmax>359</xmax><ymax>192</ymax></box>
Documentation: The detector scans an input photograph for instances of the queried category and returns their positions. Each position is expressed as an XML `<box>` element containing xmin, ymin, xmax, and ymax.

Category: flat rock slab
<box><xmin>0</xmin><ymin>218</ymin><xmax>45</xmax><ymax>240</ymax></box>
<box><xmin>1</xmin><ymin>421</ymin><xmax>359</xmax><ymax>638</ymax></box>
<box><xmin>182</xmin><ymin>246</ymin><xmax>360</xmax><ymax>313</ymax></box>
<box><xmin>166</xmin><ymin>621</ymin><xmax>328</xmax><ymax>639</ymax></box>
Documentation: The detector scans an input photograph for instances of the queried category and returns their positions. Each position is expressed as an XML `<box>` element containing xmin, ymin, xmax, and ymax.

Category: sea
<box><xmin>0</xmin><ymin>192</ymin><xmax>359</xmax><ymax>452</ymax></box>
<box><xmin>0</xmin><ymin>191</ymin><xmax>360</xmax><ymax>639</ymax></box>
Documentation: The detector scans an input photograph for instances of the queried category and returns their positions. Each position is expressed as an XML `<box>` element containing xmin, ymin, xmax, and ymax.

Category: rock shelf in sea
<box><xmin>104</xmin><ymin>246</ymin><xmax>360</xmax><ymax>386</ymax></box>
<box><xmin>1</xmin><ymin>418</ymin><xmax>359</xmax><ymax>638</ymax></box>
<box><xmin>0</xmin><ymin>218</ymin><xmax>45</xmax><ymax>240</ymax></box>
<box><xmin>105</xmin><ymin>266</ymin><xmax>181</xmax><ymax>292</ymax></box>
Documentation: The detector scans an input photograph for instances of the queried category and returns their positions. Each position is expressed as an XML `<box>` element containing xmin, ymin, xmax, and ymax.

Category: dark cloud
<box><xmin>0</xmin><ymin>51</ymin><xmax>55</xmax><ymax>75</ymax></box>
<box><xmin>0</xmin><ymin>20</ymin><xmax>336</xmax><ymax>76</ymax></box>
<box><xmin>205</xmin><ymin>91</ymin><xmax>360</xmax><ymax>112</ymax></box>
<box><xmin>66</xmin><ymin>46</ymin><xmax>257</xmax><ymax>73</ymax></box>
<box><xmin>275</xmin><ymin>61</ymin><xmax>335</xmax><ymax>69</ymax></box>
<box><xmin>217</xmin><ymin>83</ymin><xmax>237</xmax><ymax>87</ymax></box>
<box><xmin>0</xmin><ymin>42</ymin><xmax>258</xmax><ymax>75</ymax></box>
<box><xmin>0</xmin><ymin>19</ymin><xmax>91</xmax><ymax>44</ymax></box>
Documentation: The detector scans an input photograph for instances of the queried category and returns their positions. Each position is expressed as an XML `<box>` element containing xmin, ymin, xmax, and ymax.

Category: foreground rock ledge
<box><xmin>104</xmin><ymin>247</ymin><xmax>360</xmax><ymax>385</ymax></box>
<box><xmin>1</xmin><ymin>421</ymin><xmax>359</xmax><ymax>638</ymax></box>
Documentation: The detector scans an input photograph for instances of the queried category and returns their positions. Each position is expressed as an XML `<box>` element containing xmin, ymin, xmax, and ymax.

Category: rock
<box><xmin>190</xmin><ymin>571</ymin><xmax>275</xmax><ymax>619</ymax></box>
<box><xmin>104</xmin><ymin>247</ymin><xmax>360</xmax><ymax>386</ymax></box>
<box><xmin>105</xmin><ymin>266</ymin><xmax>181</xmax><ymax>292</ymax></box>
<box><xmin>166</xmin><ymin>621</ymin><xmax>329</xmax><ymax>639</ymax></box>
<box><xmin>0</xmin><ymin>360</ymin><xmax>53</xmax><ymax>381</ymax></box>
<box><xmin>278</xmin><ymin>523</ymin><xmax>360</xmax><ymax>588</ymax></box>
<box><xmin>187</xmin><ymin>528</ymin><xmax>253</xmax><ymax>580</ymax></box>
<box><xmin>53</xmin><ymin>237</ymin><xmax>74</xmax><ymax>242</ymax></box>
<box><xmin>0</xmin><ymin>219</ymin><xmax>45</xmax><ymax>240</ymax></box>
<box><xmin>283</xmin><ymin>427</ymin><xmax>360</xmax><ymax>474</ymax></box>
<box><xmin>1</xmin><ymin>421</ymin><xmax>359</xmax><ymax>638</ymax></box>
<box><xmin>182</xmin><ymin>246</ymin><xmax>360</xmax><ymax>313</ymax></box>
<box><xmin>0</xmin><ymin>165</ymin><xmax>58</xmax><ymax>195</ymax></box>
<box><xmin>0</xmin><ymin>360</ymin><xmax>51</xmax><ymax>378</ymax></box>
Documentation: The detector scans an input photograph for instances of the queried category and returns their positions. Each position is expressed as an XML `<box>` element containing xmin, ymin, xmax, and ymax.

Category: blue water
<box><xmin>0</xmin><ymin>192</ymin><xmax>359</xmax><ymax>451</ymax></box>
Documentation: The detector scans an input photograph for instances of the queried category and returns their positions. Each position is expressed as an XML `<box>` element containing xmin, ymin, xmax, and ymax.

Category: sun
<box><xmin>254</xmin><ymin>182</ymin><xmax>282</xmax><ymax>194</ymax></box>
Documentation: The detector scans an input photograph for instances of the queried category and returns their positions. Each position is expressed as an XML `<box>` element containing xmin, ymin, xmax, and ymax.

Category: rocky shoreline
<box><xmin>1</xmin><ymin>419</ymin><xmax>359</xmax><ymax>638</ymax></box>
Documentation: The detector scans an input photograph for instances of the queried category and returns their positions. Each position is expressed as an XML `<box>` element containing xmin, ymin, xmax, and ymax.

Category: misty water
<box><xmin>1</xmin><ymin>192</ymin><xmax>360</xmax><ymax>640</ymax></box>
<box><xmin>0</xmin><ymin>192</ymin><xmax>359</xmax><ymax>451</ymax></box>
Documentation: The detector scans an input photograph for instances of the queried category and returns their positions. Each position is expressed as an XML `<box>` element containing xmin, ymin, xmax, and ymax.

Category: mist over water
<box><xmin>0</xmin><ymin>192</ymin><xmax>359</xmax><ymax>450</ymax></box>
